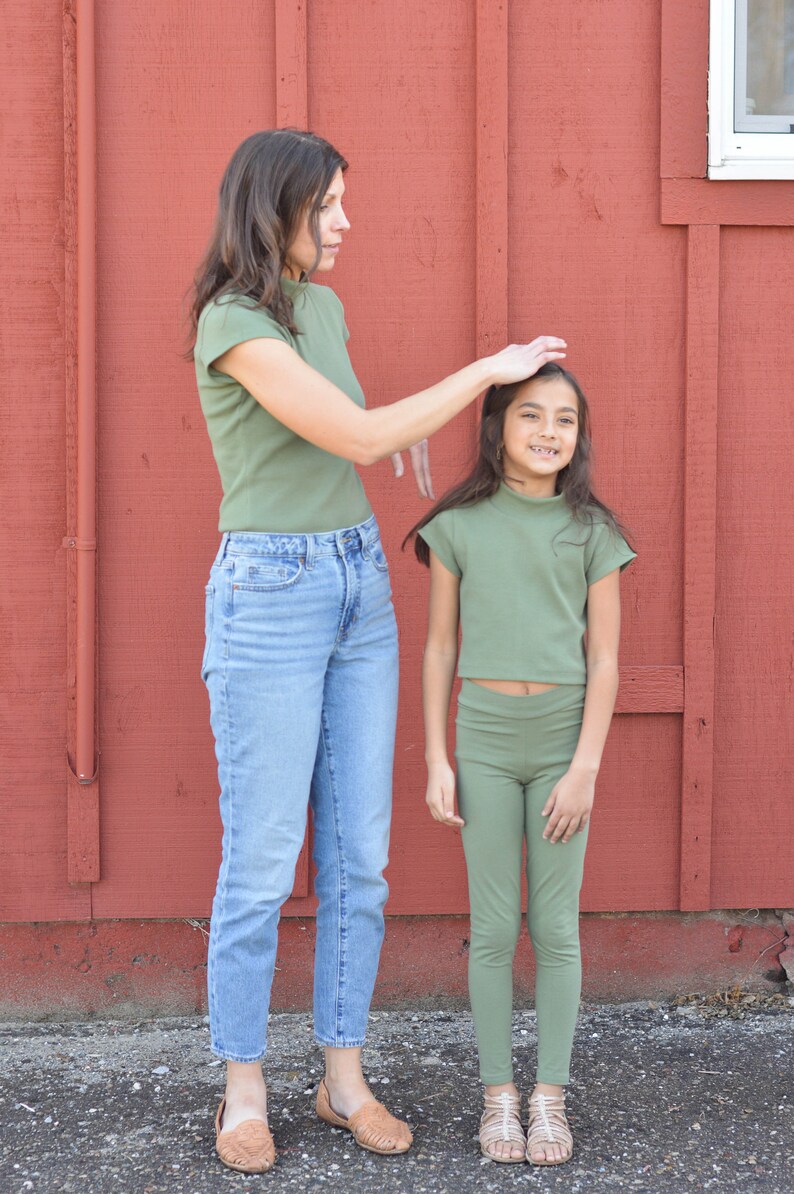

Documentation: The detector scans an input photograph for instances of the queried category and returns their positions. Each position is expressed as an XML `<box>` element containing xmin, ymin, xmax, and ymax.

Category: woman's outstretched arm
<box><xmin>213</xmin><ymin>335</ymin><xmax>566</xmax><ymax>465</ymax></box>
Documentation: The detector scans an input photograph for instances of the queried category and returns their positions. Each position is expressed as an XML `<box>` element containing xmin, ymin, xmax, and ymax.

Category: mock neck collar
<box><xmin>280</xmin><ymin>274</ymin><xmax>309</xmax><ymax>294</ymax></box>
<box><xmin>492</xmin><ymin>482</ymin><xmax>567</xmax><ymax>515</ymax></box>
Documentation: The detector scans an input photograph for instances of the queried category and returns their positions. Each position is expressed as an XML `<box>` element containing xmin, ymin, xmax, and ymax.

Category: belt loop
<box><xmin>213</xmin><ymin>532</ymin><xmax>230</xmax><ymax>568</ymax></box>
<box><xmin>305</xmin><ymin>533</ymin><xmax>315</xmax><ymax>570</ymax></box>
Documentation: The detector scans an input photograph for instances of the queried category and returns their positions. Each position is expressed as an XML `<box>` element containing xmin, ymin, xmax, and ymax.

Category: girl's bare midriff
<box><xmin>470</xmin><ymin>678</ymin><xmax>559</xmax><ymax>696</ymax></box>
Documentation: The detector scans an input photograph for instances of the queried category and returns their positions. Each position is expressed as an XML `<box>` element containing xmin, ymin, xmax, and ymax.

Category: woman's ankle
<box><xmin>225</xmin><ymin>1060</ymin><xmax>267</xmax><ymax>1099</ymax></box>
<box><xmin>531</xmin><ymin>1081</ymin><xmax>564</xmax><ymax>1098</ymax></box>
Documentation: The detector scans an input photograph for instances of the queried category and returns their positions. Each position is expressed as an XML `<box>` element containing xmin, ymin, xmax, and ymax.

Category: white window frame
<box><xmin>708</xmin><ymin>0</ymin><xmax>794</xmax><ymax>179</ymax></box>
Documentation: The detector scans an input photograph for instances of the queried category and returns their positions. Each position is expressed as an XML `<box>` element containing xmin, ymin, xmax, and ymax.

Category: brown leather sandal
<box><xmin>479</xmin><ymin>1091</ymin><xmax>526</xmax><ymax>1163</ymax></box>
<box><xmin>316</xmin><ymin>1077</ymin><xmax>413</xmax><ymax>1155</ymax></box>
<box><xmin>526</xmin><ymin>1092</ymin><xmax>573</xmax><ymax>1166</ymax></box>
<box><xmin>215</xmin><ymin>1097</ymin><xmax>276</xmax><ymax>1174</ymax></box>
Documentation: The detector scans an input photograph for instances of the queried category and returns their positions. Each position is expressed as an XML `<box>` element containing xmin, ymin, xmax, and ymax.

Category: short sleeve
<box><xmin>585</xmin><ymin>521</ymin><xmax>636</xmax><ymax>586</ymax></box>
<box><xmin>418</xmin><ymin>511</ymin><xmax>461</xmax><ymax>577</ymax></box>
<box><xmin>196</xmin><ymin>299</ymin><xmax>291</xmax><ymax>371</ymax></box>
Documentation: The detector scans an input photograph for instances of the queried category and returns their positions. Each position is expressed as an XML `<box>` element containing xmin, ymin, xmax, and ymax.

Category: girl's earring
<box><xmin>496</xmin><ymin>445</ymin><xmax>503</xmax><ymax>463</ymax></box>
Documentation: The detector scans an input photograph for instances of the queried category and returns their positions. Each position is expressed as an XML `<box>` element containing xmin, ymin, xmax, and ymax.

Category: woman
<box><xmin>189</xmin><ymin>127</ymin><xmax>566</xmax><ymax>1174</ymax></box>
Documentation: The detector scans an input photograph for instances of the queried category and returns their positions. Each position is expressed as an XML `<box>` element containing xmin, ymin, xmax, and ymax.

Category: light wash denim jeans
<box><xmin>202</xmin><ymin>515</ymin><xmax>399</xmax><ymax>1062</ymax></box>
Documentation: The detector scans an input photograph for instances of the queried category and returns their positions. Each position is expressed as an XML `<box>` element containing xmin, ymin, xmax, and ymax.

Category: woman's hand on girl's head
<box><xmin>390</xmin><ymin>439</ymin><xmax>434</xmax><ymax>499</ymax></box>
<box><xmin>541</xmin><ymin>766</ymin><xmax>596</xmax><ymax>844</ymax></box>
<box><xmin>486</xmin><ymin>336</ymin><xmax>567</xmax><ymax>387</ymax></box>
<box><xmin>425</xmin><ymin>761</ymin><xmax>464</xmax><ymax>827</ymax></box>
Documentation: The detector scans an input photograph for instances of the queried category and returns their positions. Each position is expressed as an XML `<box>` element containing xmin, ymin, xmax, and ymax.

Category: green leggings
<box><xmin>455</xmin><ymin>680</ymin><xmax>588</xmax><ymax>1086</ymax></box>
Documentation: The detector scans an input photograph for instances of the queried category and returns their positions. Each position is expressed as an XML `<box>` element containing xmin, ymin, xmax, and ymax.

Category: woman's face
<box><xmin>500</xmin><ymin>376</ymin><xmax>580</xmax><ymax>495</ymax></box>
<box><xmin>283</xmin><ymin>168</ymin><xmax>349</xmax><ymax>279</ymax></box>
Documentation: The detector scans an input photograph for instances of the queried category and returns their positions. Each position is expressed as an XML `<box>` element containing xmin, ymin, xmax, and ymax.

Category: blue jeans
<box><xmin>202</xmin><ymin>515</ymin><xmax>399</xmax><ymax>1062</ymax></box>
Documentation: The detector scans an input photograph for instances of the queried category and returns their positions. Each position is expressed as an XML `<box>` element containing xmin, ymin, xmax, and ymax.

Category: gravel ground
<box><xmin>1</xmin><ymin>1000</ymin><xmax>793</xmax><ymax>1193</ymax></box>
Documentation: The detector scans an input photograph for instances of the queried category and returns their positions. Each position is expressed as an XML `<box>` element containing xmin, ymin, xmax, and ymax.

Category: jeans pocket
<box><xmin>201</xmin><ymin>584</ymin><xmax>214</xmax><ymax>681</ymax></box>
<box><xmin>365</xmin><ymin>538</ymin><xmax>390</xmax><ymax>573</ymax></box>
<box><xmin>232</xmin><ymin>557</ymin><xmax>304</xmax><ymax>591</ymax></box>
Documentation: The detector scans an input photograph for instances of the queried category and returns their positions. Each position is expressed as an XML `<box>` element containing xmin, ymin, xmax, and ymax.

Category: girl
<box><xmin>409</xmin><ymin>364</ymin><xmax>635</xmax><ymax>1166</ymax></box>
<box><xmin>189</xmin><ymin>128</ymin><xmax>566</xmax><ymax>1173</ymax></box>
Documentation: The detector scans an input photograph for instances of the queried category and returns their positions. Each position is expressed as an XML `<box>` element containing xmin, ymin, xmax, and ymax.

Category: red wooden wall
<box><xmin>1</xmin><ymin>0</ymin><xmax>792</xmax><ymax>932</ymax></box>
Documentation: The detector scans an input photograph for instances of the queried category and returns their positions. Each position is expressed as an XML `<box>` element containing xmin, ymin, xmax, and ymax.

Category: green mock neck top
<box><xmin>418</xmin><ymin>483</ymin><xmax>636</xmax><ymax>684</ymax></box>
<box><xmin>195</xmin><ymin>278</ymin><xmax>372</xmax><ymax>533</ymax></box>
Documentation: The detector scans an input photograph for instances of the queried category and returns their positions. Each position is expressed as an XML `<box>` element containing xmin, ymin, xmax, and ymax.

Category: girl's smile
<box><xmin>500</xmin><ymin>376</ymin><xmax>579</xmax><ymax>496</ymax></box>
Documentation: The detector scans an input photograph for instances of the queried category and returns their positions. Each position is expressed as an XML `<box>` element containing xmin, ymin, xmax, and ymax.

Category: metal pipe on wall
<box><xmin>75</xmin><ymin>0</ymin><xmax>97</xmax><ymax>784</ymax></box>
<box><xmin>65</xmin><ymin>0</ymin><xmax>100</xmax><ymax>886</ymax></box>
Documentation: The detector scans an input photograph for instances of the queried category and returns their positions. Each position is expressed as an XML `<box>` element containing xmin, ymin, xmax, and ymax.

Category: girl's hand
<box><xmin>390</xmin><ymin>439</ymin><xmax>434</xmax><ymax>498</ymax></box>
<box><xmin>425</xmin><ymin>761</ymin><xmax>464</xmax><ymax>827</ymax></box>
<box><xmin>486</xmin><ymin>336</ymin><xmax>567</xmax><ymax>386</ymax></box>
<box><xmin>541</xmin><ymin>766</ymin><xmax>596</xmax><ymax>843</ymax></box>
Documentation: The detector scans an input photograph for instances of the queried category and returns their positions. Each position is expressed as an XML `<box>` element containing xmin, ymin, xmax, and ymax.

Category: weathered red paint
<box><xmin>1</xmin><ymin>0</ymin><xmax>792</xmax><ymax>1001</ymax></box>
<box><xmin>0</xmin><ymin>915</ymin><xmax>786</xmax><ymax>1020</ymax></box>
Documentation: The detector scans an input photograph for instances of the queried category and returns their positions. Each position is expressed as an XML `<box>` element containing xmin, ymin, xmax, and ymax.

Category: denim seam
<box><xmin>319</xmin><ymin>707</ymin><xmax>348</xmax><ymax>1045</ymax></box>
<box><xmin>200</xmin><ymin>586</ymin><xmax>214</xmax><ymax>681</ymax></box>
<box><xmin>209</xmin><ymin>594</ymin><xmax>242</xmax><ymax>1058</ymax></box>
<box><xmin>333</xmin><ymin>554</ymin><xmax>355</xmax><ymax>649</ymax></box>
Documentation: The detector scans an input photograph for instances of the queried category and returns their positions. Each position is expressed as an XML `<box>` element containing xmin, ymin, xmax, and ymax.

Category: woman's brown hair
<box><xmin>405</xmin><ymin>363</ymin><xmax>634</xmax><ymax>565</ymax></box>
<box><xmin>187</xmin><ymin>129</ymin><xmax>347</xmax><ymax>344</ymax></box>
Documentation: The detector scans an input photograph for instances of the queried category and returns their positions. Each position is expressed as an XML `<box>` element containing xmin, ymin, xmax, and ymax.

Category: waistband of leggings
<box><xmin>457</xmin><ymin>679</ymin><xmax>586</xmax><ymax>720</ymax></box>
<box><xmin>213</xmin><ymin>514</ymin><xmax>381</xmax><ymax>566</ymax></box>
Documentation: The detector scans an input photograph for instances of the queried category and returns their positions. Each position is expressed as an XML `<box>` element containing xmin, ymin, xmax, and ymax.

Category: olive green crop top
<box><xmin>418</xmin><ymin>483</ymin><xmax>636</xmax><ymax>684</ymax></box>
<box><xmin>195</xmin><ymin>278</ymin><xmax>372</xmax><ymax>533</ymax></box>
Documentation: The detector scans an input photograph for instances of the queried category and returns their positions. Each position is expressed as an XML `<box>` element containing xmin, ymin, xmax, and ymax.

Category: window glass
<box><xmin>735</xmin><ymin>0</ymin><xmax>794</xmax><ymax>131</ymax></box>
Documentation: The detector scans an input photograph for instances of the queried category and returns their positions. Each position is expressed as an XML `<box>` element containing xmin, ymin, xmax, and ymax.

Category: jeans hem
<box><xmin>314</xmin><ymin>1036</ymin><xmax>367</xmax><ymax>1049</ymax></box>
<box><xmin>211</xmin><ymin>1045</ymin><xmax>268</xmax><ymax>1063</ymax></box>
<box><xmin>535</xmin><ymin>1072</ymin><xmax>571</xmax><ymax>1086</ymax></box>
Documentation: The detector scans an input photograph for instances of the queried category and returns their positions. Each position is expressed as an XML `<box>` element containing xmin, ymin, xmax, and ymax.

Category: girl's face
<box><xmin>284</xmin><ymin>167</ymin><xmax>349</xmax><ymax>279</ymax></box>
<box><xmin>500</xmin><ymin>376</ymin><xmax>579</xmax><ymax>496</ymax></box>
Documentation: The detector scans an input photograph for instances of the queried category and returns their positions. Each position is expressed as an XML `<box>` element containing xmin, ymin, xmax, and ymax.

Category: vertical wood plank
<box><xmin>680</xmin><ymin>223</ymin><xmax>719</xmax><ymax>911</ymax></box>
<box><xmin>63</xmin><ymin>0</ymin><xmax>79</xmax><ymax>820</ymax></box>
<box><xmin>475</xmin><ymin>0</ymin><xmax>508</xmax><ymax>357</ymax></box>
<box><xmin>660</xmin><ymin>0</ymin><xmax>708</xmax><ymax>179</ymax></box>
<box><xmin>276</xmin><ymin>0</ymin><xmax>310</xmax><ymax>899</ymax></box>
<box><xmin>710</xmin><ymin>227</ymin><xmax>794</xmax><ymax>907</ymax></box>
<box><xmin>0</xmin><ymin>0</ymin><xmax>91</xmax><ymax>919</ymax></box>
<box><xmin>275</xmin><ymin>0</ymin><xmax>308</xmax><ymax>129</ymax></box>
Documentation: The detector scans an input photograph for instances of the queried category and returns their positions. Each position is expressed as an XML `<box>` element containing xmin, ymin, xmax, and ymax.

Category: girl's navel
<box><xmin>469</xmin><ymin>678</ymin><xmax>560</xmax><ymax>697</ymax></box>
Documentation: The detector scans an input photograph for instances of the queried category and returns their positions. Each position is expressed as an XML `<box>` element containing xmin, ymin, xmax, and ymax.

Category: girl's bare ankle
<box><xmin>484</xmin><ymin>1081</ymin><xmax>520</xmax><ymax>1098</ymax></box>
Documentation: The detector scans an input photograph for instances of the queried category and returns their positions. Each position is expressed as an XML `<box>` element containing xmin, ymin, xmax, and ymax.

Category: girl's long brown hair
<box><xmin>405</xmin><ymin>363</ymin><xmax>634</xmax><ymax>565</ymax></box>
<box><xmin>187</xmin><ymin>129</ymin><xmax>347</xmax><ymax>345</ymax></box>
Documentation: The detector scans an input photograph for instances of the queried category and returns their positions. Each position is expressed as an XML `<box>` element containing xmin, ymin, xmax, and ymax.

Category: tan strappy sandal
<box><xmin>526</xmin><ymin>1091</ymin><xmax>573</xmax><ymax>1166</ymax></box>
<box><xmin>316</xmin><ymin>1077</ymin><xmax>413</xmax><ymax>1155</ymax></box>
<box><xmin>214</xmin><ymin>1097</ymin><xmax>276</xmax><ymax>1174</ymax></box>
<box><xmin>479</xmin><ymin>1091</ymin><xmax>526</xmax><ymax>1163</ymax></box>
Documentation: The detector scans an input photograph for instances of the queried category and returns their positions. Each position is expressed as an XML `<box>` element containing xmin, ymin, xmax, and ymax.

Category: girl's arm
<box><xmin>213</xmin><ymin>335</ymin><xmax>565</xmax><ymax>465</ymax></box>
<box><xmin>542</xmin><ymin>568</ymin><xmax>622</xmax><ymax>844</ymax></box>
<box><xmin>423</xmin><ymin>552</ymin><xmax>464</xmax><ymax>827</ymax></box>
